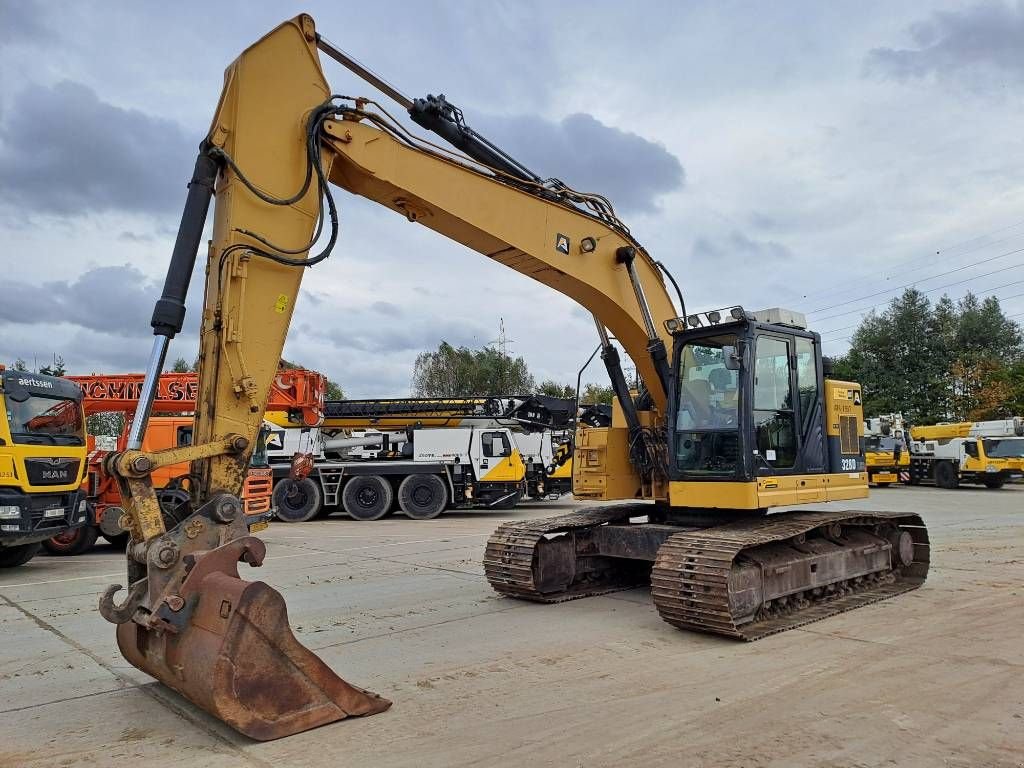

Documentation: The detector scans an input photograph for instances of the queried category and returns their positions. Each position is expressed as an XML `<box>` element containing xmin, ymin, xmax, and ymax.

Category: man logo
<box><xmin>555</xmin><ymin>234</ymin><xmax>570</xmax><ymax>255</ymax></box>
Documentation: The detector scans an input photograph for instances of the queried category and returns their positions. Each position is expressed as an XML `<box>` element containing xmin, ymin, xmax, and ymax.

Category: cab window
<box><xmin>675</xmin><ymin>335</ymin><xmax>739</xmax><ymax>475</ymax></box>
<box><xmin>482</xmin><ymin>431</ymin><xmax>512</xmax><ymax>458</ymax></box>
<box><xmin>753</xmin><ymin>337</ymin><xmax>796</xmax><ymax>469</ymax></box>
<box><xmin>795</xmin><ymin>337</ymin><xmax>818</xmax><ymax>431</ymax></box>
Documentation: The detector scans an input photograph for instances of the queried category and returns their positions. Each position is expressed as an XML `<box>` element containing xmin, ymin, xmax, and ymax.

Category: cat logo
<box><xmin>555</xmin><ymin>233</ymin><xmax>570</xmax><ymax>255</ymax></box>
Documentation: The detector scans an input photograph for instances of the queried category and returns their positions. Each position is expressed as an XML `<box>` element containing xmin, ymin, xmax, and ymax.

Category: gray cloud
<box><xmin>316</xmin><ymin>316</ymin><xmax>489</xmax><ymax>355</ymax></box>
<box><xmin>866</xmin><ymin>2</ymin><xmax>1024</xmax><ymax>86</ymax></box>
<box><xmin>0</xmin><ymin>80</ymin><xmax>195</xmax><ymax>216</ymax></box>
<box><xmin>478</xmin><ymin>112</ymin><xmax>685</xmax><ymax>215</ymax></box>
<box><xmin>0</xmin><ymin>264</ymin><xmax>200</xmax><ymax>337</ymax></box>
<box><xmin>0</xmin><ymin>1</ymin><xmax>47</xmax><ymax>45</ymax></box>
<box><xmin>692</xmin><ymin>231</ymin><xmax>793</xmax><ymax>266</ymax></box>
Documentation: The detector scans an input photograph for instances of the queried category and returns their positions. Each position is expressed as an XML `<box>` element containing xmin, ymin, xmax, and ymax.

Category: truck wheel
<box><xmin>43</xmin><ymin>525</ymin><xmax>98</xmax><ymax>556</ymax></box>
<box><xmin>342</xmin><ymin>475</ymin><xmax>393</xmax><ymax>521</ymax></box>
<box><xmin>0</xmin><ymin>543</ymin><xmax>42</xmax><ymax>568</ymax></box>
<box><xmin>934</xmin><ymin>461</ymin><xmax>959</xmax><ymax>489</ymax></box>
<box><xmin>398</xmin><ymin>474</ymin><xmax>448</xmax><ymax>520</ymax></box>
<box><xmin>273</xmin><ymin>478</ymin><xmax>323</xmax><ymax>523</ymax></box>
<box><xmin>983</xmin><ymin>477</ymin><xmax>1005</xmax><ymax>489</ymax></box>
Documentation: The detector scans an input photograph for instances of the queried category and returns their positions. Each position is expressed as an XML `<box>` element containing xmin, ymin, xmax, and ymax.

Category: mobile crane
<box><xmin>0</xmin><ymin>368</ymin><xmax>89</xmax><ymax>566</ymax></box>
<box><xmin>99</xmin><ymin>15</ymin><xmax>930</xmax><ymax>740</ymax></box>
<box><xmin>264</xmin><ymin>394</ymin><xmax>574</xmax><ymax>520</ymax></box>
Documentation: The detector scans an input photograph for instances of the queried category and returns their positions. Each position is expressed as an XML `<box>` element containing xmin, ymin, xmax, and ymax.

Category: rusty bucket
<box><xmin>114</xmin><ymin>539</ymin><xmax>390</xmax><ymax>740</ymax></box>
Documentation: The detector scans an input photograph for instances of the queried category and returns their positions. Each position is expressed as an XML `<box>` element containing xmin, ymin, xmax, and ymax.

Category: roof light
<box><xmin>580</xmin><ymin>237</ymin><xmax>597</xmax><ymax>253</ymax></box>
<box><xmin>686</xmin><ymin>314</ymin><xmax>702</xmax><ymax>328</ymax></box>
<box><xmin>707</xmin><ymin>310</ymin><xmax>721</xmax><ymax>325</ymax></box>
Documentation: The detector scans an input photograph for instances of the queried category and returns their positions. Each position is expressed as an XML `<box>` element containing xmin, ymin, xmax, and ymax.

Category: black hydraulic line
<box><xmin>616</xmin><ymin>247</ymin><xmax>672</xmax><ymax>398</ymax></box>
<box><xmin>151</xmin><ymin>145</ymin><xmax>219</xmax><ymax>338</ymax></box>
<box><xmin>600</xmin><ymin>344</ymin><xmax>643</xmax><ymax>438</ymax></box>
<box><xmin>407</xmin><ymin>94</ymin><xmax>542</xmax><ymax>184</ymax></box>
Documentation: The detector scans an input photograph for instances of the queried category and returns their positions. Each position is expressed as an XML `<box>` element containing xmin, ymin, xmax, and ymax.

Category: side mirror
<box><xmin>722</xmin><ymin>345</ymin><xmax>742</xmax><ymax>371</ymax></box>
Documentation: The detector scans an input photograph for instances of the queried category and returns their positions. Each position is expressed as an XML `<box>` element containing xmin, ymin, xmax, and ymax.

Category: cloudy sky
<box><xmin>1</xmin><ymin>1</ymin><xmax>1022</xmax><ymax>396</ymax></box>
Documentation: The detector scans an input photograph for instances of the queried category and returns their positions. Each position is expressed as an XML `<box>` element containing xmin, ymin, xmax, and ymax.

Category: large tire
<box><xmin>43</xmin><ymin>525</ymin><xmax>98</xmax><ymax>556</ymax></box>
<box><xmin>398</xmin><ymin>474</ymin><xmax>448</xmax><ymax>520</ymax></box>
<box><xmin>273</xmin><ymin>478</ymin><xmax>323</xmax><ymax>523</ymax></box>
<box><xmin>342</xmin><ymin>475</ymin><xmax>393</xmax><ymax>521</ymax></box>
<box><xmin>934</xmin><ymin>461</ymin><xmax>959</xmax><ymax>489</ymax></box>
<box><xmin>0</xmin><ymin>543</ymin><xmax>41</xmax><ymax>568</ymax></box>
<box><xmin>983</xmin><ymin>476</ymin><xmax>1005</xmax><ymax>489</ymax></box>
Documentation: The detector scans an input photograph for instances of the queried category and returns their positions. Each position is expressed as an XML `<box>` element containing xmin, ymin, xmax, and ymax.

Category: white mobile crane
<box><xmin>263</xmin><ymin>395</ymin><xmax>575</xmax><ymax>520</ymax></box>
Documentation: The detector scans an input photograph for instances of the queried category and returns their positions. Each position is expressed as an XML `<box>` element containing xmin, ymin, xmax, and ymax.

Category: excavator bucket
<box><xmin>104</xmin><ymin>514</ymin><xmax>390</xmax><ymax>741</ymax></box>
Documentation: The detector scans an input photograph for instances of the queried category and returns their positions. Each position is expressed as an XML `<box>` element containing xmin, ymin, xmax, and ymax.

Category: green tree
<box><xmin>946</xmin><ymin>294</ymin><xmax>1023</xmax><ymax>420</ymax></box>
<box><xmin>834</xmin><ymin>289</ymin><xmax>1023</xmax><ymax>423</ymax></box>
<box><xmin>170</xmin><ymin>357</ymin><xmax>192</xmax><ymax>373</ymax></box>
<box><xmin>11</xmin><ymin>358</ymin><xmax>28</xmax><ymax>372</ymax></box>
<box><xmin>581</xmin><ymin>383</ymin><xmax>614</xmax><ymax>405</ymax></box>
<box><xmin>38</xmin><ymin>355</ymin><xmax>66</xmax><ymax>377</ymax></box>
<box><xmin>537</xmin><ymin>380</ymin><xmax>575</xmax><ymax>398</ymax></box>
<box><xmin>834</xmin><ymin>289</ymin><xmax>950</xmax><ymax>423</ymax></box>
<box><xmin>412</xmin><ymin>342</ymin><xmax>535</xmax><ymax>397</ymax></box>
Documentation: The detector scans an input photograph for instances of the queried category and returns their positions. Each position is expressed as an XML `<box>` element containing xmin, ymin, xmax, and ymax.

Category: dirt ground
<box><xmin>0</xmin><ymin>485</ymin><xmax>1021</xmax><ymax>768</ymax></box>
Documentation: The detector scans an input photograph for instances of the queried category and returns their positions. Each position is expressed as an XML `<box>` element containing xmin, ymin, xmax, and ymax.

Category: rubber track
<box><xmin>650</xmin><ymin>510</ymin><xmax>930</xmax><ymax>641</ymax></box>
<box><xmin>483</xmin><ymin>506</ymin><xmax>640</xmax><ymax>602</ymax></box>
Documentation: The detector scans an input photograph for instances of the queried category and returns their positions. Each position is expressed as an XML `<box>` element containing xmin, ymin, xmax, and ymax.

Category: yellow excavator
<box><xmin>99</xmin><ymin>15</ymin><xmax>930</xmax><ymax>742</ymax></box>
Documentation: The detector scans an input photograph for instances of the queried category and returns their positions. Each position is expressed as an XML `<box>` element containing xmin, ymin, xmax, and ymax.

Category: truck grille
<box><xmin>24</xmin><ymin>458</ymin><xmax>81</xmax><ymax>486</ymax></box>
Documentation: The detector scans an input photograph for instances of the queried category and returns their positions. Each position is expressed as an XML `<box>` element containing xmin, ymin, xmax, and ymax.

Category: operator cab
<box><xmin>665</xmin><ymin>306</ymin><xmax>832</xmax><ymax>483</ymax></box>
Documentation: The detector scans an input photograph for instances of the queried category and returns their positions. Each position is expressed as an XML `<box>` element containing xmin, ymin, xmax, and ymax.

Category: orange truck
<box><xmin>45</xmin><ymin>369</ymin><xmax>323</xmax><ymax>554</ymax></box>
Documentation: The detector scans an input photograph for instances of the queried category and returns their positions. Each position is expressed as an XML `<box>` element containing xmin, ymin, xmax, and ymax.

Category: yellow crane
<box><xmin>99</xmin><ymin>15</ymin><xmax>930</xmax><ymax>741</ymax></box>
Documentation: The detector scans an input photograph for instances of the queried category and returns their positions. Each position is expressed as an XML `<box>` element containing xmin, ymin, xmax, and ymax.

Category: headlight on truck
<box><xmin>0</xmin><ymin>505</ymin><xmax>21</xmax><ymax>519</ymax></box>
<box><xmin>985</xmin><ymin>464</ymin><xmax>998</xmax><ymax>473</ymax></box>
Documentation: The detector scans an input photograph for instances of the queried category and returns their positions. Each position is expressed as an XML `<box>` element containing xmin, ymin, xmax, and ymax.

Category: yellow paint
<box><xmin>572</xmin><ymin>426</ymin><xmax>642</xmax><ymax>500</ymax></box>
<box><xmin>274</xmin><ymin>294</ymin><xmax>289</xmax><ymax>313</ymax></box>
<box><xmin>668</xmin><ymin>472</ymin><xmax>866</xmax><ymax>510</ymax></box>
<box><xmin>481</xmin><ymin>449</ymin><xmax>526</xmax><ymax>483</ymax></box>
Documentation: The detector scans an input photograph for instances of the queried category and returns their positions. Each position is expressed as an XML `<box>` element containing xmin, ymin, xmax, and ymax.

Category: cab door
<box><xmin>470</xmin><ymin>430</ymin><xmax>524</xmax><ymax>482</ymax></box>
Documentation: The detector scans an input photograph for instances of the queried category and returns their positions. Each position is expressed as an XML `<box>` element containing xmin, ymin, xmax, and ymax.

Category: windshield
<box><xmin>676</xmin><ymin>335</ymin><xmax>739</xmax><ymax>475</ymax></box>
<box><xmin>6</xmin><ymin>395</ymin><xmax>85</xmax><ymax>445</ymax></box>
<box><xmin>983</xmin><ymin>438</ymin><xmax>1024</xmax><ymax>458</ymax></box>
<box><xmin>865</xmin><ymin>436</ymin><xmax>901</xmax><ymax>453</ymax></box>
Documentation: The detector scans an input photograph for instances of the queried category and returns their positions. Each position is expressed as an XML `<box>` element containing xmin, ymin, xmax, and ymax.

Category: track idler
<box><xmin>100</xmin><ymin>494</ymin><xmax>390</xmax><ymax>740</ymax></box>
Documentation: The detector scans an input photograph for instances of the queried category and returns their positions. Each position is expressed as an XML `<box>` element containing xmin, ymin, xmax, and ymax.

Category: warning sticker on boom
<box><xmin>555</xmin><ymin>234</ymin><xmax>570</xmax><ymax>255</ymax></box>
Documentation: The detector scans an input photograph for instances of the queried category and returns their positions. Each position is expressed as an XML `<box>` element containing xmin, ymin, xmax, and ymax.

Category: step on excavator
<box><xmin>100</xmin><ymin>14</ymin><xmax>930</xmax><ymax>740</ymax></box>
